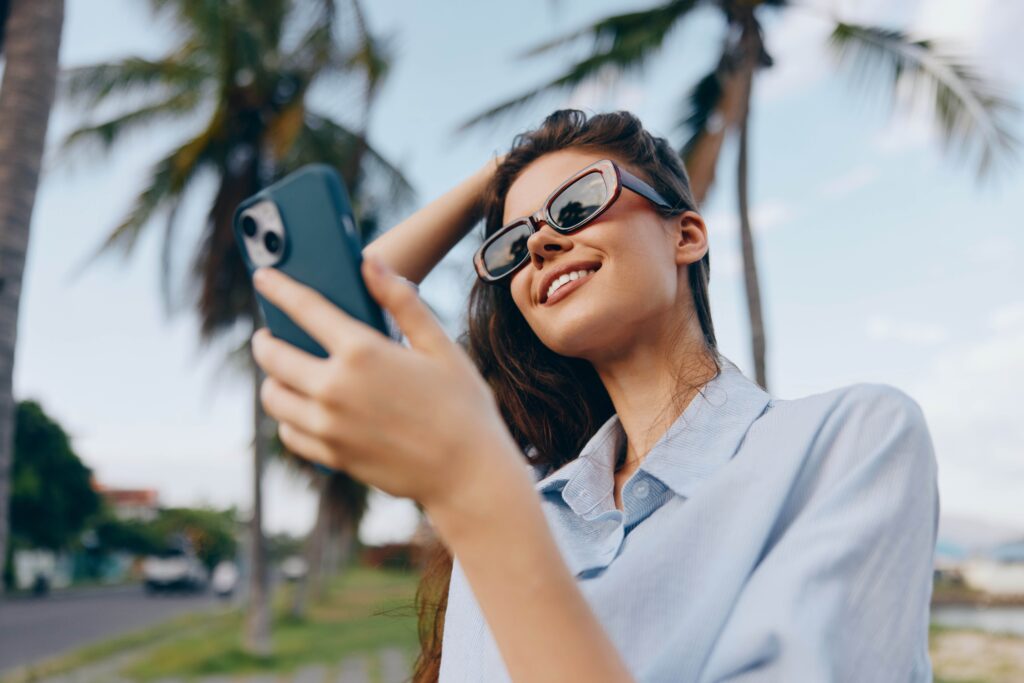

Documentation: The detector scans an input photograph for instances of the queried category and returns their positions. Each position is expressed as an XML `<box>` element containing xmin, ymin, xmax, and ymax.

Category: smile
<box><xmin>542</xmin><ymin>268</ymin><xmax>598</xmax><ymax>306</ymax></box>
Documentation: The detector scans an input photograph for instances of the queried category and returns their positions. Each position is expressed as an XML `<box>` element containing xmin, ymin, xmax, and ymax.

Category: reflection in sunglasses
<box><xmin>488</xmin><ymin>229</ymin><xmax>531</xmax><ymax>274</ymax></box>
<box><xmin>554</xmin><ymin>200</ymin><xmax>589</xmax><ymax>227</ymax></box>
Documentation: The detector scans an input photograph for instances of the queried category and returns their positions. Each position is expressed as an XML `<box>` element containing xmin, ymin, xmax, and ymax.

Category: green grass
<box><xmin>122</xmin><ymin>565</ymin><xmax>421</xmax><ymax>681</ymax></box>
<box><xmin>0</xmin><ymin>565</ymin><xmax>422</xmax><ymax>683</ymax></box>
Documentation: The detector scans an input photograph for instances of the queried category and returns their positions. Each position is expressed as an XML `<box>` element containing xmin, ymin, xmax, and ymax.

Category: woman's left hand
<box><xmin>250</xmin><ymin>255</ymin><xmax>517</xmax><ymax>511</ymax></box>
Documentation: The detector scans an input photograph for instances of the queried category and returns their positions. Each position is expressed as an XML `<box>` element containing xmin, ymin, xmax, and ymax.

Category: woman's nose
<box><xmin>525</xmin><ymin>220</ymin><xmax>573</xmax><ymax>267</ymax></box>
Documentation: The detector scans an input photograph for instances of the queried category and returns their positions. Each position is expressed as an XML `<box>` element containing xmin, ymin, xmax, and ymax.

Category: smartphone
<box><xmin>232</xmin><ymin>163</ymin><xmax>390</xmax><ymax>358</ymax></box>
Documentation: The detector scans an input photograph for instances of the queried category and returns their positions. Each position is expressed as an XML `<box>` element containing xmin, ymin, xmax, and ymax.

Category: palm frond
<box><xmin>59</xmin><ymin>89</ymin><xmax>204</xmax><ymax>156</ymax></box>
<box><xmin>519</xmin><ymin>0</ymin><xmax>702</xmax><ymax>60</ymax></box>
<box><xmin>192</xmin><ymin>154</ymin><xmax>261</xmax><ymax>340</ymax></box>
<box><xmin>280</xmin><ymin>0</ymin><xmax>345</xmax><ymax>76</ymax></box>
<box><xmin>60</xmin><ymin>54</ymin><xmax>207</xmax><ymax>106</ymax></box>
<box><xmin>343</xmin><ymin>0</ymin><xmax>393</xmax><ymax>103</ymax></box>
<box><xmin>457</xmin><ymin>0</ymin><xmax>703</xmax><ymax>131</ymax></box>
<box><xmin>828</xmin><ymin>21</ymin><xmax>1021</xmax><ymax>178</ymax></box>
<box><xmin>146</xmin><ymin>0</ymin><xmax>227</xmax><ymax>50</ymax></box>
<box><xmin>677</xmin><ymin>63</ymin><xmax>725</xmax><ymax>159</ymax></box>
<box><xmin>287</xmin><ymin>113</ymin><xmax>415</xmax><ymax>208</ymax></box>
<box><xmin>64</xmin><ymin>128</ymin><xmax>211</xmax><ymax>286</ymax></box>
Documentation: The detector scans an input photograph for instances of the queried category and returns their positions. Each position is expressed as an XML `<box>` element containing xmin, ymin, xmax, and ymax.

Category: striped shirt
<box><xmin>437</xmin><ymin>353</ymin><xmax>939</xmax><ymax>682</ymax></box>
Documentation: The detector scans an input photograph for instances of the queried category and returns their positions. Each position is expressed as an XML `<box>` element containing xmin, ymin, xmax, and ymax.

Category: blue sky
<box><xmin>11</xmin><ymin>0</ymin><xmax>1024</xmax><ymax>542</ymax></box>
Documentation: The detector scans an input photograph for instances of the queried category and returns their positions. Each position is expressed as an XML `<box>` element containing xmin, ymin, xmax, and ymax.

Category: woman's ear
<box><xmin>673</xmin><ymin>211</ymin><xmax>709</xmax><ymax>267</ymax></box>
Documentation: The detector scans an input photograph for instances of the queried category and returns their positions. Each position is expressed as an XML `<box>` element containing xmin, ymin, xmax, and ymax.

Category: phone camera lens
<box><xmin>242</xmin><ymin>215</ymin><xmax>258</xmax><ymax>237</ymax></box>
<box><xmin>264</xmin><ymin>232</ymin><xmax>281</xmax><ymax>253</ymax></box>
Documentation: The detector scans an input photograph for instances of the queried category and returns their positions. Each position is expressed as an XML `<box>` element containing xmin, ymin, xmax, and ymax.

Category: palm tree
<box><xmin>56</xmin><ymin>0</ymin><xmax>412</xmax><ymax>653</ymax></box>
<box><xmin>0</xmin><ymin>0</ymin><xmax>65</xmax><ymax>594</ymax></box>
<box><xmin>286</xmin><ymin>463</ymin><xmax>370</xmax><ymax>618</ymax></box>
<box><xmin>459</xmin><ymin>0</ymin><xmax>1020</xmax><ymax>390</ymax></box>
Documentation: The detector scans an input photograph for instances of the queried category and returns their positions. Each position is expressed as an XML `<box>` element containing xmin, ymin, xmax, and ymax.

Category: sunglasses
<box><xmin>474</xmin><ymin>159</ymin><xmax>685</xmax><ymax>283</ymax></box>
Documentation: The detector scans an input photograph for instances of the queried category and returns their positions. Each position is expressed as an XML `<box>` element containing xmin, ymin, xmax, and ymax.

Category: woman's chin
<box><xmin>536</xmin><ymin>320</ymin><xmax>622</xmax><ymax>360</ymax></box>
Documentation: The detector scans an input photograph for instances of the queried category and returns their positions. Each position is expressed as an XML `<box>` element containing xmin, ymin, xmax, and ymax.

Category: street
<box><xmin>0</xmin><ymin>584</ymin><xmax>221</xmax><ymax>675</ymax></box>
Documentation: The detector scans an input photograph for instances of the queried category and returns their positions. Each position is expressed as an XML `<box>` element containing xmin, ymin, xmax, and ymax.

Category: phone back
<box><xmin>232</xmin><ymin>164</ymin><xmax>388</xmax><ymax>358</ymax></box>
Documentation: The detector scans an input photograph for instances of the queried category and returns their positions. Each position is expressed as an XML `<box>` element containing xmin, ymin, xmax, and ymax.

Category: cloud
<box><xmin>967</xmin><ymin>233</ymin><xmax>1020</xmax><ymax>270</ymax></box>
<box><xmin>869</xmin><ymin>95</ymin><xmax>940</xmax><ymax>156</ymax></box>
<box><xmin>910</xmin><ymin>305</ymin><xmax>1024</xmax><ymax>526</ymax></box>
<box><xmin>989</xmin><ymin>301</ymin><xmax>1024</xmax><ymax>333</ymax></box>
<box><xmin>358</xmin><ymin>491</ymin><xmax>422</xmax><ymax>545</ymax></box>
<box><xmin>705</xmin><ymin>199</ymin><xmax>798</xmax><ymax>239</ymax></box>
<box><xmin>818</xmin><ymin>163</ymin><xmax>881</xmax><ymax>198</ymax></box>
<box><xmin>561</xmin><ymin>65</ymin><xmax>647</xmax><ymax>113</ymax></box>
<box><xmin>758</xmin><ymin>4</ymin><xmax>835</xmax><ymax>104</ymax></box>
<box><xmin>909</xmin><ymin>0</ymin><xmax>1024</xmax><ymax>87</ymax></box>
<box><xmin>865</xmin><ymin>315</ymin><xmax>949</xmax><ymax>345</ymax></box>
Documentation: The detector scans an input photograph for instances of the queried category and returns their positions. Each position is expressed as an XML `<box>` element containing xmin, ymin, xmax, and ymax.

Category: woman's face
<box><xmin>505</xmin><ymin>149</ymin><xmax>708</xmax><ymax>363</ymax></box>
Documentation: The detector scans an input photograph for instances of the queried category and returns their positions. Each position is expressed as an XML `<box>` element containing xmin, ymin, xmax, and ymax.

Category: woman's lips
<box><xmin>542</xmin><ymin>270</ymin><xmax>597</xmax><ymax>306</ymax></box>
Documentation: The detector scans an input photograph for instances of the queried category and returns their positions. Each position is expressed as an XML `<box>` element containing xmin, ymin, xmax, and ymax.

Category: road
<box><xmin>0</xmin><ymin>584</ymin><xmax>222</xmax><ymax>675</ymax></box>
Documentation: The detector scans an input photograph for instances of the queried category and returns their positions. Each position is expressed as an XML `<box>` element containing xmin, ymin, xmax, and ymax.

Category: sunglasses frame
<box><xmin>473</xmin><ymin>158</ymin><xmax>680</xmax><ymax>283</ymax></box>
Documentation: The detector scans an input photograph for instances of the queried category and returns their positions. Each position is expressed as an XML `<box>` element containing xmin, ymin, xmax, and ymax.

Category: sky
<box><xmin>10</xmin><ymin>0</ymin><xmax>1024</xmax><ymax>544</ymax></box>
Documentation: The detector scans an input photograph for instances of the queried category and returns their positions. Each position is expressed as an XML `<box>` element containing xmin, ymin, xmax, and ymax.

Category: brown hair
<box><xmin>410</xmin><ymin>109</ymin><xmax>718</xmax><ymax>682</ymax></box>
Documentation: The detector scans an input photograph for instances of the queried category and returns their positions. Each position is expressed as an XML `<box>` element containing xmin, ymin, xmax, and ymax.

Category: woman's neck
<box><xmin>596</xmin><ymin>327</ymin><xmax>717</xmax><ymax>473</ymax></box>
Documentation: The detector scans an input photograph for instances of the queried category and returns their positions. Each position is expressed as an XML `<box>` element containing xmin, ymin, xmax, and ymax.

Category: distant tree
<box><xmin>93</xmin><ymin>514</ymin><xmax>164</xmax><ymax>557</ymax></box>
<box><xmin>0</xmin><ymin>0</ymin><xmax>65</xmax><ymax>596</ymax></box>
<box><xmin>9</xmin><ymin>400</ymin><xmax>100</xmax><ymax>550</ymax></box>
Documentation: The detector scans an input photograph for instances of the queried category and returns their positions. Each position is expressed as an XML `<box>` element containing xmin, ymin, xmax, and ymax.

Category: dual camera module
<box><xmin>238</xmin><ymin>201</ymin><xmax>287</xmax><ymax>268</ymax></box>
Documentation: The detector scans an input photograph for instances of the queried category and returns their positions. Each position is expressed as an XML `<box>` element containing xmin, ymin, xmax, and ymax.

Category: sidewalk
<box><xmin>21</xmin><ymin>646</ymin><xmax>416</xmax><ymax>683</ymax></box>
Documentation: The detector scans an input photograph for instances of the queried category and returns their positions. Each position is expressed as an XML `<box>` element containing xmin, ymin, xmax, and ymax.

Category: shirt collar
<box><xmin>532</xmin><ymin>353</ymin><xmax>772</xmax><ymax>513</ymax></box>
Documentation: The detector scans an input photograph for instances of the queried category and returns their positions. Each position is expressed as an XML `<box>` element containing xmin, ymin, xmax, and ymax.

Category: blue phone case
<box><xmin>232</xmin><ymin>164</ymin><xmax>389</xmax><ymax>359</ymax></box>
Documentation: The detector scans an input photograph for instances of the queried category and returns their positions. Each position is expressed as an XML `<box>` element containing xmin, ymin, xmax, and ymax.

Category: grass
<box><xmin>1</xmin><ymin>565</ymin><xmax>421</xmax><ymax>683</ymax></box>
<box><xmin>122</xmin><ymin>565</ymin><xmax>421</xmax><ymax>681</ymax></box>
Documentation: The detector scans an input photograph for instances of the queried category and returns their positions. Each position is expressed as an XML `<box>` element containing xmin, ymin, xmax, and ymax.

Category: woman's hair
<box><xmin>410</xmin><ymin>109</ymin><xmax>718</xmax><ymax>682</ymax></box>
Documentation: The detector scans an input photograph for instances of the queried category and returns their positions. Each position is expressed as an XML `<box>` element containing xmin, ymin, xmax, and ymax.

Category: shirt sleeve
<box><xmin>697</xmin><ymin>384</ymin><xmax>940</xmax><ymax>683</ymax></box>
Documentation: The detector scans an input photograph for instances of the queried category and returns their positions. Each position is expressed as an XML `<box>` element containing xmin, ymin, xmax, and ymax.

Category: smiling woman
<box><xmin>252</xmin><ymin>109</ymin><xmax>939</xmax><ymax>683</ymax></box>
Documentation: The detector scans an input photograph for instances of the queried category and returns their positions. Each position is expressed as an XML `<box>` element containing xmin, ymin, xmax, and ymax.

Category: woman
<box><xmin>250</xmin><ymin>110</ymin><xmax>939</xmax><ymax>682</ymax></box>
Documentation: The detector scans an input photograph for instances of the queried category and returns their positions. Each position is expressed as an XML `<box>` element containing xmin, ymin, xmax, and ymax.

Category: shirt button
<box><xmin>633</xmin><ymin>481</ymin><xmax>649</xmax><ymax>499</ymax></box>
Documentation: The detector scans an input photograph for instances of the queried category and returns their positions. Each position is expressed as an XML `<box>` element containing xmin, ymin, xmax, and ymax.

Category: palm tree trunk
<box><xmin>290</xmin><ymin>475</ymin><xmax>329</xmax><ymax>619</ymax></box>
<box><xmin>318</xmin><ymin>500</ymin><xmax>355</xmax><ymax>599</ymax></box>
<box><xmin>244</xmin><ymin>352</ymin><xmax>272</xmax><ymax>654</ymax></box>
<box><xmin>0</xmin><ymin>0</ymin><xmax>64</xmax><ymax>592</ymax></box>
<box><xmin>685</xmin><ymin>65</ymin><xmax>747</xmax><ymax>206</ymax></box>
<box><xmin>735</xmin><ymin>42</ymin><xmax>768</xmax><ymax>390</ymax></box>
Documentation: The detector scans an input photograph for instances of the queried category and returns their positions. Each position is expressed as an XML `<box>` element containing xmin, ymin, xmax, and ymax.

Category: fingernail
<box><xmin>253</xmin><ymin>268</ymin><xmax>270</xmax><ymax>287</ymax></box>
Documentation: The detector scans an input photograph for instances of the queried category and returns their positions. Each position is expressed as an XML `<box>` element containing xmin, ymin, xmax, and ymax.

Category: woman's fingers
<box><xmin>251</xmin><ymin>328</ymin><xmax>329</xmax><ymax>397</ymax></box>
<box><xmin>360</xmin><ymin>255</ymin><xmax>452</xmax><ymax>355</ymax></box>
<box><xmin>260</xmin><ymin>375</ymin><xmax>338</xmax><ymax>441</ymax></box>
<box><xmin>253</xmin><ymin>267</ymin><xmax>382</xmax><ymax>355</ymax></box>
<box><xmin>278</xmin><ymin>422</ymin><xmax>341</xmax><ymax>470</ymax></box>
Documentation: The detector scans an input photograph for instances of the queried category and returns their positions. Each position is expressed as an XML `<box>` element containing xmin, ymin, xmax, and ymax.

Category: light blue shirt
<box><xmin>437</xmin><ymin>353</ymin><xmax>940</xmax><ymax>682</ymax></box>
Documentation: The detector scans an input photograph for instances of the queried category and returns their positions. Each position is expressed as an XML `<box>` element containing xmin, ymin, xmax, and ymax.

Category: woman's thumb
<box><xmin>361</xmin><ymin>255</ymin><xmax>449</xmax><ymax>352</ymax></box>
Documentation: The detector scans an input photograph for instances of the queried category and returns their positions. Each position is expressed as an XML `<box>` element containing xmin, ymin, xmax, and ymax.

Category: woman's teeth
<box><xmin>547</xmin><ymin>269</ymin><xmax>597</xmax><ymax>301</ymax></box>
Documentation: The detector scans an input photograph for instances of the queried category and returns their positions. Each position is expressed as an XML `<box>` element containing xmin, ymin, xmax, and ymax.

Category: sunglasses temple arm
<box><xmin>618</xmin><ymin>168</ymin><xmax>679</xmax><ymax>211</ymax></box>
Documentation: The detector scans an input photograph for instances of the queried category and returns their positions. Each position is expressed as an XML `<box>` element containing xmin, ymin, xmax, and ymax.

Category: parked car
<box><xmin>142</xmin><ymin>540</ymin><xmax>208</xmax><ymax>594</ymax></box>
<box><xmin>210</xmin><ymin>560</ymin><xmax>239</xmax><ymax>598</ymax></box>
<box><xmin>280</xmin><ymin>555</ymin><xmax>309</xmax><ymax>582</ymax></box>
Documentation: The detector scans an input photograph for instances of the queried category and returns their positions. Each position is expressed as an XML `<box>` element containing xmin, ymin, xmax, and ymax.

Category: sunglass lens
<box><xmin>550</xmin><ymin>172</ymin><xmax>608</xmax><ymax>230</ymax></box>
<box><xmin>482</xmin><ymin>222</ymin><xmax>532</xmax><ymax>279</ymax></box>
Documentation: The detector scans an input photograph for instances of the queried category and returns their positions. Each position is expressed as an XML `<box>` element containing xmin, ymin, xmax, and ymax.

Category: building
<box><xmin>91</xmin><ymin>481</ymin><xmax>160</xmax><ymax>522</ymax></box>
